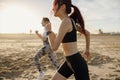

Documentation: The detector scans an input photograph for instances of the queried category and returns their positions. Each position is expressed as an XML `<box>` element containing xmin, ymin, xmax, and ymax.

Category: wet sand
<box><xmin>0</xmin><ymin>34</ymin><xmax>120</xmax><ymax>80</ymax></box>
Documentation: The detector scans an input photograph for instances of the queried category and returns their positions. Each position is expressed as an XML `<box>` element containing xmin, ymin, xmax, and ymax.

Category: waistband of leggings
<box><xmin>43</xmin><ymin>38</ymin><xmax>49</xmax><ymax>44</ymax></box>
<box><xmin>66</xmin><ymin>52</ymin><xmax>80</xmax><ymax>59</ymax></box>
<box><xmin>65</xmin><ymin>52</ymin><xmax>84</xmax><ymax>63</ymax></box>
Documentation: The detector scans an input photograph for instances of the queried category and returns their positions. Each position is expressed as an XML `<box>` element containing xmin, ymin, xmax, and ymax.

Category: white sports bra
<box><xmin>42</xmin><ymin>27</ymin><xmax>48</xmax><ymax>39</ymax></box>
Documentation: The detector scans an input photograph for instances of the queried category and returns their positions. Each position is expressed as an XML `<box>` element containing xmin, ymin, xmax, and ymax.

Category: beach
<box><xmin>0</xmin><ymin>34</ymin><xmax>120</xmax><ymax>80</ymax></box>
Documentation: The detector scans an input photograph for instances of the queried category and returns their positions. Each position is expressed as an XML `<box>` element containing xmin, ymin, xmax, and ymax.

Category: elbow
<box><xmin>88</xmin><ymin>30</ymin><xmax>90</xmax><ymax>35</ymax></box>
<box><xmin>85</xmin><ymin>30</ymin><xmax>90</xmax><ymax>36</ymax></box>
<box><xmin>87</xmin><ymin>31</ymin><xmax>90</xmax><ymax>36</ymax></box>
<box><xmin>51</xmin><ymin>41</ymin><xmax>60</xmax><ymax>51</ymax></box>
<box><xmin>52</xmin><ymin>47</ymin><xmax>58</xmax><ymax>51</ymax></box>
<box><xmin>52</xmin><ymin>46</ymin><xmax>58</xmax><ymax>51</ymax></box>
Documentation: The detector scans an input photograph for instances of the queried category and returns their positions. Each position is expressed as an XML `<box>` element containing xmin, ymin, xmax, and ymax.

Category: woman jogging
<box><xmin>34</xmin><ymin>17</ymin><xmax>59</xmax><ymax>80</ymax></box>
<box><xmin>46</xmin><ymin>0</ymin><xmax>90</xmax><ymax>80</ymax></box>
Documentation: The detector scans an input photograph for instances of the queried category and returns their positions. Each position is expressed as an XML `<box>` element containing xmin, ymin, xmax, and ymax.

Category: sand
<box><xmin>0</xmin><ymin>34</ymin><xmax>120</xmax><ymax>80</ymax></box>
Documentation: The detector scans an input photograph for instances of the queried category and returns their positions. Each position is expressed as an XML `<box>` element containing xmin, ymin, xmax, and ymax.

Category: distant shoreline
<box><xmin>0</xmin><ymin>33</ymin><xmax>119</xmax><ymax>40</ymax></box>
<box><xmin>0</xmin><ymin>33</ymin><xmax>120</xmax><ymax>35</ymax></box>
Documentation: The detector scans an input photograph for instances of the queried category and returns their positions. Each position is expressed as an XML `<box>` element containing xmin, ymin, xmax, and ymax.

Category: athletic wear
<box><xmin>42</xmin><ymin>27</ymin><xmax>48</xmax><ymax>39</ymax></box>
<box><xmin>34</xmin><ymin>27</ymin><xmax>59</xmax><ymax>74</ymax></box>
<box><xmin>62</xmin><ymin>19</ymin><xmax>77</xmax><ymax>43</ymax></box>
<box><xmin>58</xmin><ymin>52</ymin><xmax>90</xmax><ymax>80</ymax></box>
<box><xmin>34</xmin><ymin>39</ymin><xmax>59</xmax><ymax>72</ymax></box>
<box><xmin>37</xmin><ymin>71</ymin><xmax>44</xmax><ymax>80</ymax></box>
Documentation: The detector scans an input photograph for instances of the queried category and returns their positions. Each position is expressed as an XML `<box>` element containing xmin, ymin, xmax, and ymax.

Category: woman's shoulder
<box><xmin>60</xmin><ymin>17</ymin><xmax>72</xmax><ymax>32</ymax></box>
<box><xmin>61</xmin><ymin>18</ymin><xmax>71</xmax><ymax>27</ymax></box>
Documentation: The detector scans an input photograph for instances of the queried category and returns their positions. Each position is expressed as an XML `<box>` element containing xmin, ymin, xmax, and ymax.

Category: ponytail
<box><xmin>70</xmin><ymin>5</ymin><xmax>85</xmax><ymax>34</ymax></box>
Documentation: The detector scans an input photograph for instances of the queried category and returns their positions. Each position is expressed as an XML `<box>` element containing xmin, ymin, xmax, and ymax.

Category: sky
<box><xmin>0</xmin><ymin>0</ymin><xmax>120</xmax><ymax>34</ymax></box>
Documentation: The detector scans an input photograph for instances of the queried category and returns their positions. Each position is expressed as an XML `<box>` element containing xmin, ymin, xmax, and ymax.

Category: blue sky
<box><xmin>0</xmin><ymin>0</ymin><xmax>120</xmax><ymax>33</ymax></box>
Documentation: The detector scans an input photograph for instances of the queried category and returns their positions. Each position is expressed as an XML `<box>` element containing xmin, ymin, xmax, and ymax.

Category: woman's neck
<box><xmin>59</xmin><ymin>14</ymin><xmax>69</xmax><ymax>20</ymax></box>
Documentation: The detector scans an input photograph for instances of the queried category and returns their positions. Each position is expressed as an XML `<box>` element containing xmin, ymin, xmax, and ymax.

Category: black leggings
<box><xmin>58</xmin><ymin>52</ymin><xmax>90</xmax><ymax>80</ymax></box>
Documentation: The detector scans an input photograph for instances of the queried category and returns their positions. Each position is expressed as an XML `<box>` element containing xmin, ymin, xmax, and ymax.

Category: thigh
<box><xmin>48</xmin><ymin>51</ymin><xmax>55</xmax><ymax>59</ymax></box>
<box><xmin>57</xmin><ymin>61</ymin><xmax>73</xmax><ymax>79</ymax></box>
<box><xmin>67</xmin><ymin>53</ymin><xmax>90</xmax><ymax>80</ymax></box>
<box><xmin>52</xmin><ymin>72</ymin><xmax>67</xmax><ymax>80</ymax></box>
<box><xmin>35</xmin><ymin>47</ymin><xmax>47</xmax><ymax>58</ymax></box>
<box><xmin>47</xmin><ymin>44</ymin><xmax>57</xmax><ymax>59</ymax></box>
<box><xmin>44</xmin><ymin>44</ymin><xmax>52</xmax><ymax>53</ymax></box>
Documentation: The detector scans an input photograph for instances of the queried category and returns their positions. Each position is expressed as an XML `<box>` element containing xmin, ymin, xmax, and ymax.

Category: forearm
<box><xmin>84</xmin><ymin>30</ymin><xmax>90</xmax><ymax>51</ymax></box>
<box><xmin>48</xmin><ymin>31</ymin><xmax>56</xmax><ymax>50</ymax></box>
<box><xmin>36</xmin><ymin>33</ymin><xmax>43</xmax><ymax>40</ymax></box>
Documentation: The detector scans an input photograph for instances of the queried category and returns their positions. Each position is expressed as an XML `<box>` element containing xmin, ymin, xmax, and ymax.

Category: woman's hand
<box><xmin>35</xmin><ymin>30</ymin><xmax>39</xmax><ymax>34</ymax></box>
<box><xmin>83</xmin><ymin>50</ymin><xmax>90</xmax><ymax>61</ymax></box>
<box><xmin>46</xmin><ymin>22</ymin><xmax>52</xmax><ymax>31</ymax></box>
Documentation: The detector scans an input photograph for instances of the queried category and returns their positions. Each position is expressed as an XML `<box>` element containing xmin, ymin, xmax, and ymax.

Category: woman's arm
<box><xmin>84</xmin><ymin>30</ymin><xmax>90</xmax><ymax>60</ymax></box>
<box><xmin>47</xmin><ymin>19</ymin><xmax>70</xmax><ymax>51</ymax></box>
<box><xmin>35</xmin><ymin>30</ymin><xmax>44</xmax><ymax>41</ymax></box>
<box><xmin>76</xmin><ymin>25</ymin><xmax>90</xmax><ymax>59</ymax></box>
<box><xmin>84</xmin><ymin>30</ymin><xmax>90</xmax><ymax>52</ymax></box>
<box><xmin>47</xmin><ymin>31</ymin><xmax>56</xmax><ymax>50</ymax></box>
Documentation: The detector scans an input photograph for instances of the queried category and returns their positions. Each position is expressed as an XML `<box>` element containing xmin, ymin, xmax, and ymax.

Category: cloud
<box><xmin>75</xmin><ymin>0</ymin><xmax>120</xmax><ymax>21</ymax></box>
<box><xmin>0</xmin><ymin>0</ymin><xmax>120</xmax><ymax>33</ymax></box>
<box><xmin>0</xmin><ymin>2</ymin><xmax>6</xmax><ymax>8</ymax></box>
<box><xmin>73</xmin><ymin>0</ymin><xmax>120</xmax><ymax>32</ymax></box>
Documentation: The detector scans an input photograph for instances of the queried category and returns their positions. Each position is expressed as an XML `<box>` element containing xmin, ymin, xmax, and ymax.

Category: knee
<box><xmin>34</xmin><ymin>55</ymin><xmax>39</xmax><ymax>62</ymax></box>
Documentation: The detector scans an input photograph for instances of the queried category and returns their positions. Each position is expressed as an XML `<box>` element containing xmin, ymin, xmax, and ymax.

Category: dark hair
<box><xmin>53</xmin><ymin>0</ymin><xmax>71</xmax><ymax>14</ymax></box>
<box><xmin>42</xmin><ymin>17</ymin><xmax>50</xmax><ymax>22</ymax></box>
<box><xmin>70</xmin><ymin>5</ymin><xmax>85</xmax><ymax>34</ymax></box>
<box><xmin>53</xmin><ymin>0</ymin><xmax>85</xmax><ymax>34</ymax></box>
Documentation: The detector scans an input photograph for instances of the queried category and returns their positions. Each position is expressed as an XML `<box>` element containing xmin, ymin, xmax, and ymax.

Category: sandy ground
<box><xmin>0</xmin><ymin>34</ymin><xmax>120</xmax><ymax>80</ymax></box>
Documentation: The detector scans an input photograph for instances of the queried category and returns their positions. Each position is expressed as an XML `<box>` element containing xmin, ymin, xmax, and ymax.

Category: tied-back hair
<box><xmin>53</xmin><ymin>0</ymin><xmax>85</xmax><ymax>34</ymax></box>
<box><xmin>70</xmin><ymin>5</ymin><xmax>85</xmax><ymax>34</ymax></box>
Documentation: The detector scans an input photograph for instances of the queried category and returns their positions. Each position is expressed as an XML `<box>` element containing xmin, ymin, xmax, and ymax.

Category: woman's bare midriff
<box><xmin>62</xmin><ymin>42</ymin><xmax>79</xmax><ymax>56</ymax></box>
